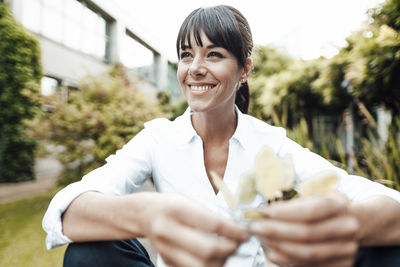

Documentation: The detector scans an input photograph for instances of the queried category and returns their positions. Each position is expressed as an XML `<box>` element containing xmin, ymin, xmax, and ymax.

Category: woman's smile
<box><xmin>188</xmin><ymin>83</ymin><xmax>217</xmax><ymax>95</ymax></box>
<box><xmin>177</xmin><ymin>30</ymin><xmax>245</xmax><ymax>113</ymax></box>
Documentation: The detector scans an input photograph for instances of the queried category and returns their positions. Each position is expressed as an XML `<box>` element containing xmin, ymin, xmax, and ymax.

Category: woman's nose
<box><xmin>189</xmin><ymin>56</ymin><xmax>207</xmax><ymax>77</ymax></box>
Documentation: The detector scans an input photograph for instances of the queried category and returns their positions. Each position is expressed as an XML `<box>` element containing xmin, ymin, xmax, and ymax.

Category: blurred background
<box><xmin>0</xmin><ymin>0</ymin><xmax>399</xmax><ymax>266</ymax></box>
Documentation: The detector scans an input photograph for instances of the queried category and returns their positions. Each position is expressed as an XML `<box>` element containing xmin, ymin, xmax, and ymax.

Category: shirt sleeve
<box><xmin>42</xmin><ymin>128</ymin><xmax>156</xmax><ymax>249</ymax></box>
<box><xmin>278</xmin><ymin>137</ymin><xmax>400</xmax><ymax>203</ymax></box>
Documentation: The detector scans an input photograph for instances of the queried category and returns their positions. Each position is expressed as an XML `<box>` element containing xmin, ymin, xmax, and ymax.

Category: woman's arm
<box><xmin>250</xmin><ymin>195</ymin><xmax>358</xmax><ymax>267</ymax></box>
<box><xmin>250</xmin><ymin>194</ymin><xmax>400</xmax><ymax>267</ymax></box>
<box><xmin>62</xmin><ymin>191</ymin><xmax>250</xmax><ymax>267</ymax></box>
<box><xmin>43</xmin><ymin>128</ymin><xmax>156</xmax><ymax>248</ymax></box>
<box><xmin>62</xmin><ymin>191</ymin><xmax>151</xmax><ymax>241</ymax></box>
<box><xmin>350</xmin><ymin>195</ymin><xmax>400</xmax><ymax>246</ymax></box>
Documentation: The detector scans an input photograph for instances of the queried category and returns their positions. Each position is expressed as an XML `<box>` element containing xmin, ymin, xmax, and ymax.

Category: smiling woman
<box><xmin>177</xmin><ymin>31</ymin><xmax>249</xmax><ymax>114</ymax></box>
<box><xmin>43</xmin><ymin>4</ymin><xmax>400</xmax><ymax>267</ymax></box>
<box><xmin>176</xmin><ymin>5</ymin><xmax>252</xmax><ymax>114</ymax></box>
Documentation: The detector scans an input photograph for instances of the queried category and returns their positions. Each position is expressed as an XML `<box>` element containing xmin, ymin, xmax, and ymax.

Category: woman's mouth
<box><xmin>190</xmin><ymin>84</ymin><xmax>216</xmax><ymax>92</ymax></box>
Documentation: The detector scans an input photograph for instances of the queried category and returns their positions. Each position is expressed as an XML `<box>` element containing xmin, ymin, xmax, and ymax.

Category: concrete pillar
<box><xmin>108</xmin><ymin>19</ymin><xmax>125</xmax><ymax>64</ymax></box>
<box><xmin>156</xmin><ymin>54</ymin><xmax>168</xmax><ymax>90</ymax></box>
<box><xmin>377</xmin><ymin>104</ymin><xmax>392</xmax><ymax>147</ymax></box>
<box><xmin>344</xmin><ymin>106</ymin><xmax>354</xmax><ymax>172</ymax></box>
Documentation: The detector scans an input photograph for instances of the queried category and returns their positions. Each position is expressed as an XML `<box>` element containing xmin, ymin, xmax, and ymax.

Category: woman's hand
<box><xmin>141</xmin><ymin>193</ymin><xmax>249</xmax><ymax>267</ymax></box>
<box><xmin>249</xmin><ymin>195</ymin><xmax>360</xmax><ymax>267</ymax></box>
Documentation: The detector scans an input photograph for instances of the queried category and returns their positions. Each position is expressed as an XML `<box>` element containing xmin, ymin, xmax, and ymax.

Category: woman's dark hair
<box><xmin>176</xmin><ymin>5</ymin><xmax>253</xmax><ymax>114</ymax></box>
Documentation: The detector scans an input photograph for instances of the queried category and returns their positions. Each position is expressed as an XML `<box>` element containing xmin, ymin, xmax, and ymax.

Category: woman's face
<box><xmin>177</xmin><ymin>30</ymin><xmax>248</xmax><ymax>113</ymax></box>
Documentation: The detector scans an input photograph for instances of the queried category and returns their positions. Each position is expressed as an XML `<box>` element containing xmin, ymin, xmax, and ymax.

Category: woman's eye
<box><xmin>180</xmin><ymin>52</ymin><xmax>191</xmax><ymax>59</ymax></box>
<box><xmin>208</xmin><ymin>51</ymin><xmax>223</xmax><ymax>58</ymax></box>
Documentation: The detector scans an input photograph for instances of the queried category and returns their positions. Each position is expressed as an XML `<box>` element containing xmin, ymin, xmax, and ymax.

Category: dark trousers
<box><xmin>64</xmin><ymin>239</ymin><xmax>400</xmax><ymax>267</ymax></box>
<box><xmin>354</xmin><ymin>245</ymin><xmax>400</xmax><ymax>267</ymax></box>
<box><xmin>63</xmin><ymin>239</ymin><xmax>155</xmax><ymax>267</ymax></box>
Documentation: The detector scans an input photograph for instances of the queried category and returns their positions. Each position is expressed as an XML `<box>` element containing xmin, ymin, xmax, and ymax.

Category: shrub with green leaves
<box><xmin>30</xmin><ymin>67</ymin><xmax>166</xmax><ymax>186</ymax></box>
<box><xmin>351</xmin><ymin>110</ymin><xmax>400</xmax><ymax>190</ymax></box>
<box><xmin>271</xmin><ymin>106</ymin><xmax>400</xmax><ymax>190</ymax></box>
<box><xmin>0</xmin><ymin>3</ymin><xmax>42</xmax><ymax>183</ymax></box>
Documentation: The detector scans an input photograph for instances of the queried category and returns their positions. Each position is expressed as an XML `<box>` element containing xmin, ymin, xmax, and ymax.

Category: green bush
<box><xmin>248</xmin><ymin>0</ymin><xmax>400</xmax><ymax>190</ymax></box>
<box><xmin>30</xmin><ymin>66</ymin><xmax>166</xmax><ymax>186</ymax></box>
<box><xmin>351</xmin><ymin>107</ymin><xmax>400</xmax><ymax>190</ymax></box>
<box><xmin>0</xmin><ymin>3</ymin><xmax>42</xmax><ymax>183</ymax></box>
<box><xmin>271</xmin><ymin>106</ymin><xmax>400</xmax><ymax>190</ymax></box>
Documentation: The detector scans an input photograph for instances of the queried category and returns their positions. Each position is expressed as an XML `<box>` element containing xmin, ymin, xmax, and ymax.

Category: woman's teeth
<box><xmin>191</xmin><ymin>85</ymin><xmax>214</xmax><ymax>91</ymax></box>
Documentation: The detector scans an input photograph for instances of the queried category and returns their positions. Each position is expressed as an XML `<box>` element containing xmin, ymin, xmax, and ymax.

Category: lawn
<box><xmin>0</xmin><ymin>189</ymin><xmax>66</xmax><ymax>267</ymax></box>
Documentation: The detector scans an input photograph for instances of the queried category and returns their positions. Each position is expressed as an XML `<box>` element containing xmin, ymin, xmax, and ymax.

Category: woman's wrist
<box><xmin>348</xmin><ymin>201</ymin><xmax>367</xmax><ymax>244</ymax></box>
<box><xmin>118</xmin><ymin>192</ymin><xmax>162</xmax><ymax>238</ymax></box>
<box><xmin>348</xmin><ymin>195</ymin><xmax>400</xmax><ymax>246</ymax></box>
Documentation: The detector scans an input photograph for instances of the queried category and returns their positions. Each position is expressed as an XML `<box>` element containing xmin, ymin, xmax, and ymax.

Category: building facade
<box><xmin>4</xmin><ymin>0</ymin><xmax>181</xmax><ymax>100</ymax></box>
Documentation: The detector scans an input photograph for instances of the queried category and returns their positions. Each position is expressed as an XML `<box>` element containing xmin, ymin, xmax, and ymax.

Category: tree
<box><xmin>249</xmin><ymin>46</ymin><xmax>293</xmax><ymax>120</ymax></box>
<box><xmin>311</xmin><ymin>55</ymin><xmax>352</xmax><ymax>112</ymax></box>
<box><xmin>344</xmin><ymin>0</ymin><xmax>400</xmax><ymax>114</ymax></box>
<box><xmin>0</xmin><ymin>3</ymin><xmax>42</xmax><ymax>182</ymax></box>
<box><xmin>370</xmin><ymin>0</ymin><xmax>400</xmax><ymax>32</ymax></box>
<box><xmin>29</xmin><ymin>66</ymin><xmax>166</xmax><ymax>186</ymax></box>
<box><xmin>250</xmin><ymin>46</ymin><xmax>326</xmax><ymax>127</ymax></box>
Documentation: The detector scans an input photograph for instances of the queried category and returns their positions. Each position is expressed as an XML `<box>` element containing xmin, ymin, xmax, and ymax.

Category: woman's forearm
<box><xmin>62</xmin><ymin>191</ymin><xmax>155</xmax><ymax>242</ymax></box>
<box><xmin>62</xmin><ymin>191</ymin><xmax>249</xmax><ymax>267</ymax></box>
<box><xmin>350</xmin><ymin>195</ymin><xmax>400</xmax><ymax>246</ymax></box>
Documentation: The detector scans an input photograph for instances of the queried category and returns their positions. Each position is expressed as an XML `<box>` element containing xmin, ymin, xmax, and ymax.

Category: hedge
<box><xmin>0</xmin><ymin>3</ymin><xmax>42</xmax><ymax>182</ymax></box>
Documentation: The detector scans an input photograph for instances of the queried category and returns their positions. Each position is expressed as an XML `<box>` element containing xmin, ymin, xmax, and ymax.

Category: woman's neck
<box><xmin>191</xmin><ymin>105</ymin><xmax>237</xmax><ymax>146</ymax></box>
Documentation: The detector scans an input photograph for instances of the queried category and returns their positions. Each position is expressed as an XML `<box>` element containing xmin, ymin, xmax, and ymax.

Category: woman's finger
<box><xmin>158</xmin><ymin>240</ymin><xmax>232</xmax><ymax>267</ymax></box>
<box><xmin>162</xmin><ymin>194</ymin><xmax>249</xmax><ymax>242</ymax></box>
<box><xmin>250</xmin><ymin>214</ymin><xmax>359</xmax><ymax>242</ymax></box>
<box><xmin>262</xmin><ymin>195</ymin><xmax>348</xmax><ymax>222</ymax></box>
<box><xmin>161</xmin><ymin>223</ymin><xmax>239</xmax><ymax>261</ymax></box>
<box><xmin>265</xmin><ymin>238</ymin><xmax>358</xmax><ymax>264</ymax></box>
<box><xmin>157</xmin><ymin>241</ymin><xmax>202</xmax><ymax>267</ymax></box>
<box><xmin>149</xmin><ymin>216</ymin><xmax>239</xmax><ymax>263</ymax></box>
<box><xmin>267</xmin><ymin>248</ymin><xmax>355</xmax><ymax>267</ymax></box>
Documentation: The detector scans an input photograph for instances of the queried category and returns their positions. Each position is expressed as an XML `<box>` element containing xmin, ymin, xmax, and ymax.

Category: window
<box><xmin>167</xmin><ymin>62</ymin><xmax>182</xmax><ymax>99</ymax></box>
<box><xmin>40</xmin><ymin>76</ymin><xmax>59</xmax><ymax>96</ymax></box>
<box><xmin>121</xmin><ymin>34</ymin><xmax>153</xmax><ymax>68</ymax></box>
<box><xmin>121</xmin><ymin>32</ymin><xmax>155</xmax><ymax>83</ymax></box>
<box><xmin>21</xmin><ymin>0</ymin><xmax>109</xmax><ymax>60</ymax></box>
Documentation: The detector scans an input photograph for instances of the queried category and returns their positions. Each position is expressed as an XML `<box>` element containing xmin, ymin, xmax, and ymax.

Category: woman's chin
<box><xmin>188</xmin><ymin>104</ymin><xmax>206</xmax><ymax>113</ymax></box>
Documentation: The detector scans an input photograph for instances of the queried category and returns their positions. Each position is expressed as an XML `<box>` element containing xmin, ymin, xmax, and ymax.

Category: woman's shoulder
<box><xmin>143</xmin><ymin>117</ymin><xmax>174</xmax><ymax>138</ymax></box>
<box><xmin>143</xmin><ymin>112</ymin><xmax>187</xmax><ymax>130</ymax></box>
<box><xmin>142</xmin><ymin>113</ymin><xmax>188</xmax><ymax>143</ymax></box>
<box><xmin>242</xmin><ymin>114</ymin><xmax>287</xmax><ymax>136</ymax></box>
<box><xmin>144</xmin><ymin>117</ymin><xmax>172</xmax><ymax>129</ymax></box>
<box><xmin>235</xmin><ymin>114</ymin><xmax>288</xmax><ymax>153</ymax></box>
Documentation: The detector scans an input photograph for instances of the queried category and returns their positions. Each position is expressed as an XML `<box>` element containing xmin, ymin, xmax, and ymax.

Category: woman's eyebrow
<box><xmin>180</xmin><ymin>44</ymin><xmax>191</xmax><ymax>50</ymax></box>
<box><xmin>206</xmin><ymin>44</ymin><xmax>219</xmax><ymax>49</ymax></box>
<box><xmin>180</xmin><ymin>44</ymin><xmax>220</xmax><ymax>50</ymax></box>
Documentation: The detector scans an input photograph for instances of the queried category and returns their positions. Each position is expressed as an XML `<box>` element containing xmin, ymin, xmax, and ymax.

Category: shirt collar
<box><xmin>174</xmin><ymin>107</ymin><xmax>197</xmax><ymax>145</ymax></box>
<box><xmin>175</xmin><ymin>105</ymin><xmax>251</xmax><ymax>149</ymax></box>
<box><xmin>231</xmin><ymin>105</ymin><xmax>250</xmax><ymax>150</ymax></box>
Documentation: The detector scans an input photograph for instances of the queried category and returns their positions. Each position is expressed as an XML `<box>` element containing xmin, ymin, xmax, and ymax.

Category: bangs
<box><xmin>176</xmin><ymin>6</ymin><xmax>245</xmax><ymax>66</ymax></box>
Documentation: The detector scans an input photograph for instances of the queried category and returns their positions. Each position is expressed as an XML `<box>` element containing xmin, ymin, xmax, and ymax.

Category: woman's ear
<box><xmin>241</xmin><ymin>57</ymin><xmax>252</xmax><ymax>82</ymax></box>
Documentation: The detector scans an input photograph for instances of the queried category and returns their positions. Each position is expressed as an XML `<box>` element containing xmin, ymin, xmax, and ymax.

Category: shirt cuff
<box><xmin>339</xmin><ymin>174</ymin><xmax>400</xmax><ymax>203</ymax></box>
<box><xmin>42</xmin><ymin>182</ymin><xmax>100</xmax><ymax>249</ymax></box>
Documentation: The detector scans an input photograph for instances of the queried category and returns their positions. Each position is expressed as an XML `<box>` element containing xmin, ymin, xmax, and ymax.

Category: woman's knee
<box><xmin>63</xmin><ymin>241</ymin><xmax>108</xmax><ymax>267</ymax></box>
<box><xmin>63</xmin><ymin>240</ymin><xmax>154</xmax><ymax>267</ymax></box>
<box><xmin>354</xmin><ymin>246</ymin><xmax>400</xmax><ymax>267</ymax></box>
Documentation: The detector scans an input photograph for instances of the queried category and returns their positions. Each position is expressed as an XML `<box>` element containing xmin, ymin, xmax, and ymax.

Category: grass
<box><xmin>0</xmin><ymin>188</ymin><xmax>66</xmax><ymax>267</ymax></box>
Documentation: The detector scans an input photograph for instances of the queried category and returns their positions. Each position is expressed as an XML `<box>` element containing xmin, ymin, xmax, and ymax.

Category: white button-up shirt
<box><xmin>43</xmin><ymin>106</ymin><xmax>400</xmax><ymax>267</ymax></box>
